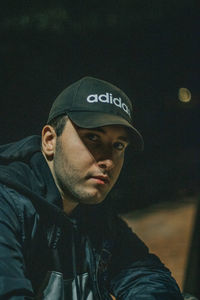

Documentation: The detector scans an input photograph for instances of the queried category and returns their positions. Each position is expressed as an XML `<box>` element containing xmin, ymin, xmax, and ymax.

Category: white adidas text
<box><xmin>86</xmin><ymin>93</ymin><xmax>131</xmax><ymax>117</ymax></box>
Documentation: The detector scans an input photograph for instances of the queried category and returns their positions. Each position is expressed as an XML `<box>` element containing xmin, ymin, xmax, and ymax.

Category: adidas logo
<box><xmin>86</xmin><ymin>93</ymin><xmax>131</xmax><ymax>117</ymax></box>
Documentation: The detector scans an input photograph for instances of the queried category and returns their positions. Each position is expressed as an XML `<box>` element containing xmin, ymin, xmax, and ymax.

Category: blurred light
<box><xmin>178</xmin><ymin>87</ymin><xmax>191</xmax><ymax>103</ymax></box>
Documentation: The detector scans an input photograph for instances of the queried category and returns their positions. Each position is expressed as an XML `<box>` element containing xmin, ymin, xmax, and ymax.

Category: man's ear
<box><xmin>41</xmin><ymin>125</ymin><xmax>57</xmax><ymax>160</ymax></box>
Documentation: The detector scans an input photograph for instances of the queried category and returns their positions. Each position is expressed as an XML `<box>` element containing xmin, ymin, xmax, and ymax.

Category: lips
<box><xmin>90</xmin><ymin>174</ymin><xmax>110</xmax><ymax>184</ymax></box>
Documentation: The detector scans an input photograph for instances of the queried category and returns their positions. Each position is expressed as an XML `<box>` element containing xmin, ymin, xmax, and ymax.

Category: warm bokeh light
<box><xmin>178</xmin><ymin>87</ymin><xmax>191</xmax><ymax>103</ymax></box>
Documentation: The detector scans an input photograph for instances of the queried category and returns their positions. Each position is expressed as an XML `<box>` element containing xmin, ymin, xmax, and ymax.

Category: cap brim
<box><xmin>68</xmin><ymin>111</ymin><xmax>144</xmax><ymax>151</ymax></box>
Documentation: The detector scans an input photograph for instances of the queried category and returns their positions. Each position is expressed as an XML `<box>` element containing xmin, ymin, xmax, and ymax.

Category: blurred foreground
<box><xmin>122</xmin><ymin>197</ymin><xmax>197</xmax><ymax>290</ymax></box>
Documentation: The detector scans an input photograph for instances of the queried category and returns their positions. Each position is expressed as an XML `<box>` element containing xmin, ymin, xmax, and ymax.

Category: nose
<box><xmin>97</xmin><ymin>158</ymin><xmax>114</xmax><ymax>171</ymax></box>
<box><xmin>93</xmin><ymin>144</ymin><xmax>115</xmax><ymax>171</ymax></box>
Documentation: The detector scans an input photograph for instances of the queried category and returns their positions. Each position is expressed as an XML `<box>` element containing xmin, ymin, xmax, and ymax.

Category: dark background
<box><xmin>0</xmin><ymin>0</ymin><xmax>199</xmax><ymax>212</ymax></box>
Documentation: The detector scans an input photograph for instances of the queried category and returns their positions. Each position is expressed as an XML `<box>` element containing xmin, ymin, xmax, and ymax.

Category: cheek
<box><xmin>62</xmin><ymin>141</ymin><xmax>95</xmax><ymax>168</ymax></box>
<box><xmin>113</xmin><ymin>156</ymin><xmax>124</xmax><ymax>178</ymax></box>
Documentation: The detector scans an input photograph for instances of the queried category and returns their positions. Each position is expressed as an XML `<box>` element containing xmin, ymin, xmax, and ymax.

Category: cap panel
<box><xmin>48</xmin><ymin>79</ymin><xmax>82</xmax><ymax>122</ymax></box>
<box><xmin>74</xmin><ymin>77</ymin><xmax>133</xmax><ymax>123</ymax></box>
<box><xmin>48</xmin><ymin>77</ymin><xmax>133</xmax><ymax>124</ymax></box>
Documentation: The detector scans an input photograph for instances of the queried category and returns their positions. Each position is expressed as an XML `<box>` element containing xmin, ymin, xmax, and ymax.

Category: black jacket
<box><xmin>0</xmin><ymin>136</ymin><xmax>183</xmax><ymax>299</ymax></box>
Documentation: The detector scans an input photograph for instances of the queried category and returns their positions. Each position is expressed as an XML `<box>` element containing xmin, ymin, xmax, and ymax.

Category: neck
<box><xmin>62</xmin><ymin>197</ymin><xmax>79</xmax><ymax>215</ymax></box>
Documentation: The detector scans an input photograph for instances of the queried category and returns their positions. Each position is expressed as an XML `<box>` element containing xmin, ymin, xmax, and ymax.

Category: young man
<box><xmin>0</xmin><ymin>77</ymin><xmax>183</xmax><ymax>299</ymax></box>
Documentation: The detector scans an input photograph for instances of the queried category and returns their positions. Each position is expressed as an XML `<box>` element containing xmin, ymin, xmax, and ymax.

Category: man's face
<box><xmin>52</xmin><ymin>119</ymin><xmax>129</xmax><ymax>206</ymax></box>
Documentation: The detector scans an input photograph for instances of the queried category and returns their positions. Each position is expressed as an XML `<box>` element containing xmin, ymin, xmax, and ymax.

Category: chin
<box><xmin>75</xmin><ymin>187</ymin><xmax>108</xmax><ymax>205</ymax></box>
<box><xmin>80</xmin><ymin>194</ymin><xmax>106</xmax><ymax>205</ymax></box>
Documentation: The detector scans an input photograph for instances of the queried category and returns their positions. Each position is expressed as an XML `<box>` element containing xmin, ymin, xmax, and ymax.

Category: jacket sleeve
<box><xmin>0</xmin><ymin>184</ymin><xmax>34</xmax><ymax>299</ymax></box>
<box><xmin>108</xmin><ymin>217</ymin><xmax>184</xmax><ymax>300</ymax></box>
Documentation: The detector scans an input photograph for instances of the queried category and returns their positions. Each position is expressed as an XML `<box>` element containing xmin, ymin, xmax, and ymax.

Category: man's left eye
<box><xmin>113</xmin><ymin>142</ymin><xmax>125</xmax><ymax>151</ymax></box>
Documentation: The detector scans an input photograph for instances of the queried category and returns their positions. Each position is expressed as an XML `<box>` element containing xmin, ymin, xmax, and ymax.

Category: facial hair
<box><xmin>53</xmin><ymin>138</ymin><xmax>109</xmax><ymax>205</ymax></box>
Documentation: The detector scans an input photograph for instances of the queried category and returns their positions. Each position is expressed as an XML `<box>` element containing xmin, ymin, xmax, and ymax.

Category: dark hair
<box><xmin>48</xmin><ymin>115</ymin><xmax>68</xmax><ymax>136</ymax></box>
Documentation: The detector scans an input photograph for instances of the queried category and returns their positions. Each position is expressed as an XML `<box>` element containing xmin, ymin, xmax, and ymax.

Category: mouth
<box><xmin>90</xmin><ymin>175</ymin><xmax>110</xmax><ymax>185</ymax></box>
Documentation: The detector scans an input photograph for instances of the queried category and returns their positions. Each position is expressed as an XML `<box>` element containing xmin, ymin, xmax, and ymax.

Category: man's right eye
<box><xmin>86</xmin><ymin>133</ymin><xmax>99</xmax><ymax>142</ymax></box>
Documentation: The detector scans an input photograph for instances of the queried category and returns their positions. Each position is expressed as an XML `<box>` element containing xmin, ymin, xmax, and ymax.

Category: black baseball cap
<box><xmin>48</xmin><ymin>76</ymin><xmax>144</xmax><ymax>151</ymax></box>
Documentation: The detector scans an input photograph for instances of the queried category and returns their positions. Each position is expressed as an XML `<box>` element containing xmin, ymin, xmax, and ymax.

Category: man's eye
<box><xmin>87</xmin><ymin>134</ymin><xmax>99</xmax><ymax>142</ymax></box>
<box><xmin>113</xmin><ymin>142</ymin><xmax>125</xmax><ymax>151</ymax></box>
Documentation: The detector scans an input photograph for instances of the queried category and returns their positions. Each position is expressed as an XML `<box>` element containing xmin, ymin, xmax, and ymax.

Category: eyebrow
<box><xmin>79</xmin><ymin>127</ymin><xmax>130</xmax><ymax>144</ymax></box>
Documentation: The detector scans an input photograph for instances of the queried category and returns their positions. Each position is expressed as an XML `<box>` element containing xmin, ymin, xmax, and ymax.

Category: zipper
<box><xmin>95</xmin><ymin>251</ymin><xmax>103</xmax><ymax>300</ymax></box>
<box><xmin>86</xmin><ymin>237</ymin><xmax>102</xmax><ymax>300</ymax></box>
<box><xmin>72</xmin><ymin>222</ymin><xmax>82</xmax><ymax>300</ymax></box>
